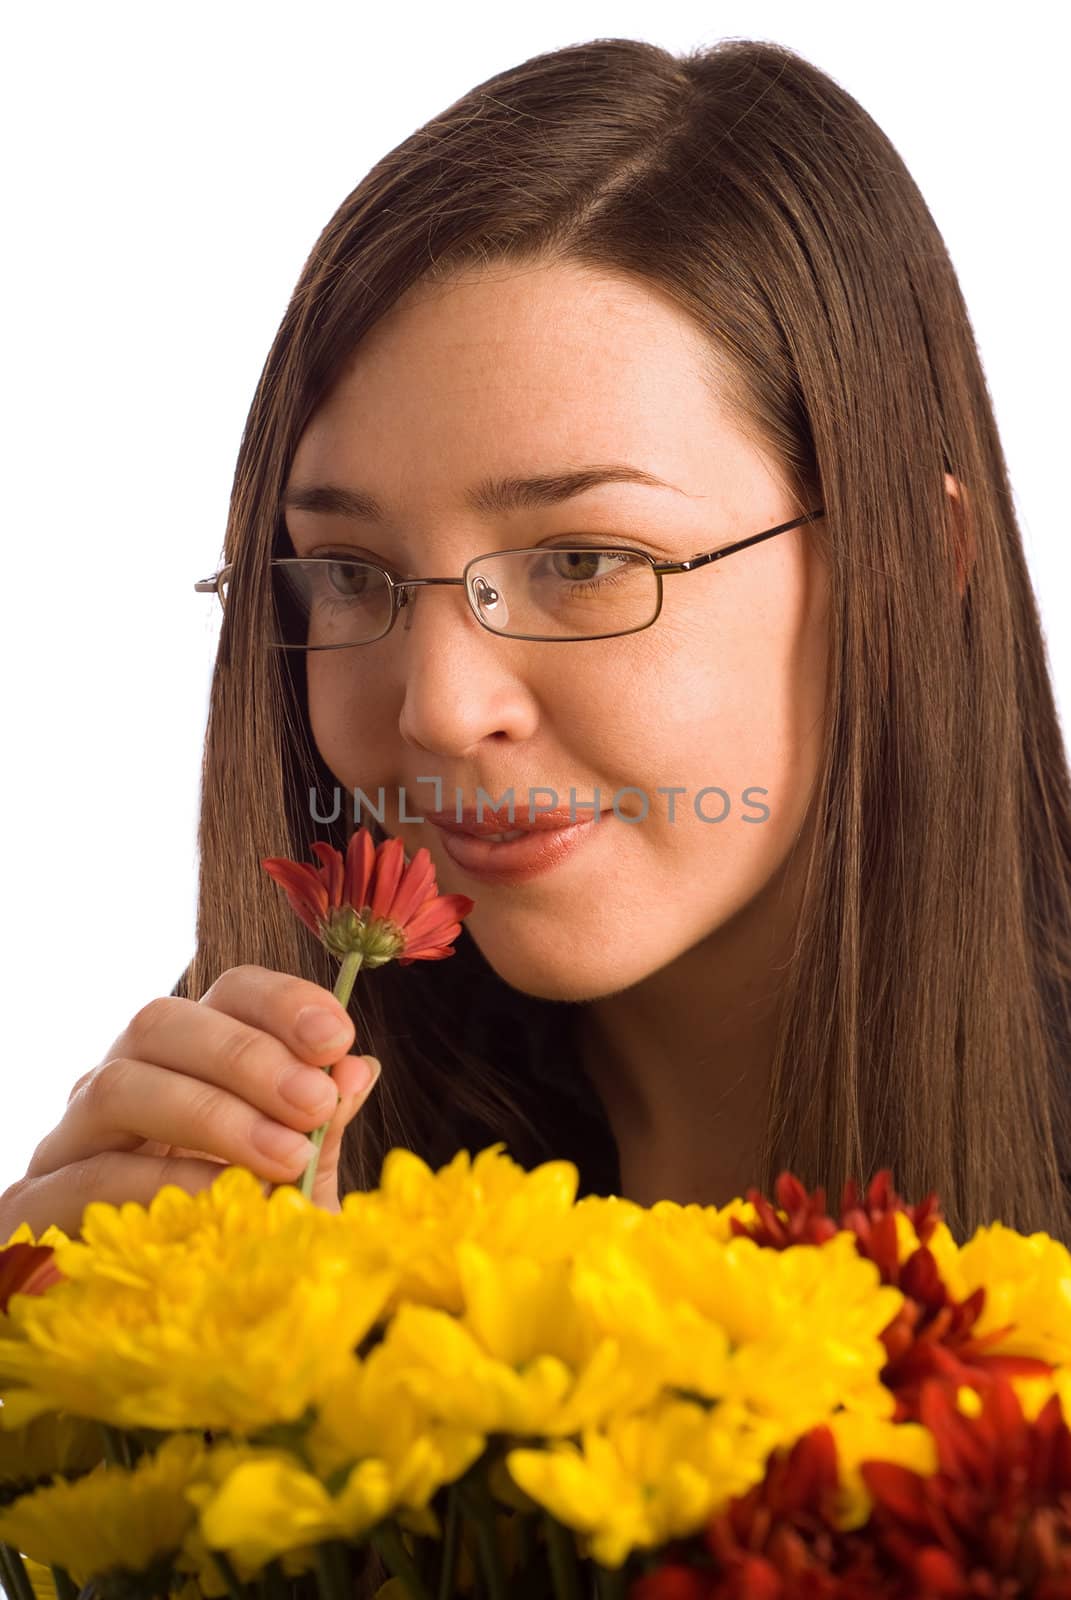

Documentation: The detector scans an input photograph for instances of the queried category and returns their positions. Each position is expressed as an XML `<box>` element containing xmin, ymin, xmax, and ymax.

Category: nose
<box><xmin>394</xmin><ymin>578</ymin><xmax>539</xmax><ymax>755</ymax></box>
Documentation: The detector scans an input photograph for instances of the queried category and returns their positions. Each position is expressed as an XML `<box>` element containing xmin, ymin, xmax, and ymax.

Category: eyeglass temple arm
<box><xmin>654</xmin><ymin>508</ymin><xmax>825</xmax><ymax>575</ymax></box>
<box><xmin>193</xmin><ymin>565</ymin><xmax>232</xmax><ymax>595</ymax></box>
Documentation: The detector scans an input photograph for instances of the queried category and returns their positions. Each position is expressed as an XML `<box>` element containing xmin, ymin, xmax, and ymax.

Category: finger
<box><xmin>90</xmin><ymin>982</ymin><xmax>353</xmax><ymax>1134</ymax></box>
<box><xmin>305</xmin><ymin>1056</ymin><xmax>382</xmax><ymax>1212</ymax></box>
<box><xmin>0</xmin><ymin>1153</ymin><xmax>250</xmax><ymax>1242</ymax></box>
<box><xmin>26</xmin><ymin>1058</ymin><xmax>330</xmax><ymax>1187</ymax></box>
<box><xmin>199</xmin><ymin>964</ymin><xmax>357</xmax><ymax>1067</ymax></box>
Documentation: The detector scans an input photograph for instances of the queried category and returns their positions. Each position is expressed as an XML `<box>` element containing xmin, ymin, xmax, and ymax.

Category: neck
<box><xmin>574</xmin><ymin>834</ymin><xmax>811</xmax><ymax>1210</ymax></box>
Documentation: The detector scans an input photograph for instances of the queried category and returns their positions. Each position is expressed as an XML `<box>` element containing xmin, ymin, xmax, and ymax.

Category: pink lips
<box><xmin>427</xmin><ymin>810</ymin><xmax>607</xmax><ymax>884</ymax></box>
<box><xmin>426</xmin><ymin>805</ymin><xmax>596</xmax><ymax>837</ymax></box>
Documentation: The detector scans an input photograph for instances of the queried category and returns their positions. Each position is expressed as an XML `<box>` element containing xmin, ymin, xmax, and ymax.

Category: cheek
<box><xmin>583</xmin><ymin>606</ymin><xmax>827</xmax><ymax>926</ymax></box>
<box><xmin>306</xmin><ymin>655</ymin><xmax>395</xmax><ymax>778</ymax></box>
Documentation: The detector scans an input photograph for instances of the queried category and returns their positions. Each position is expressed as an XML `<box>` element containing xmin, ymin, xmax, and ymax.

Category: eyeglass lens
<box><xmin>269</xmin><ymin>549</ymin><xmax>660</xmax><ymax>646</ymax></box>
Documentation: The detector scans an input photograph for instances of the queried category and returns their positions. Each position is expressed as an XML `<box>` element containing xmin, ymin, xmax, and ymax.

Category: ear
<box><xmin>946</xmin><ymin>472</ymin><xmax>976</xmax><ymax>600</ymax></box>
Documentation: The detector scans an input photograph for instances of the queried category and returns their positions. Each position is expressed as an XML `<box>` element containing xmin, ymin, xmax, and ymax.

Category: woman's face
<box><xmin>284</xmin><ymin>261</ymin><xmax>830</xmax><ymax>1001</ymax></box>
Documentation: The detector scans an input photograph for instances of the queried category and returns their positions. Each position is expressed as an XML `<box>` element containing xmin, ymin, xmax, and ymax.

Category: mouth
<box><xmin>426</xmin><ymin>809</ymin><xmax>609</xmax><ymax>884</ymax></box>
<box><xmin>425</xmin><ymin>805</ymin><xmax>601</xmax><ymax>839</ymax></box>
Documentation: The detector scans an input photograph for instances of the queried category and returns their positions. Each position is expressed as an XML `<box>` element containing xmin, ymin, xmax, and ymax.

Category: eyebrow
<box><xmin>279</xmin><ymin>464</ymin><xmax>694</xmax><ymax>521</ymax></box>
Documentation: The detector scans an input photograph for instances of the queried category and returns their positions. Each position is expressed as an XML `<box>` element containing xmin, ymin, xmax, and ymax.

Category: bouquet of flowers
<box><xmin>2</xmin><ymin>831</ymin><xmax>1069</xmax><ymax>1600</ymax></box>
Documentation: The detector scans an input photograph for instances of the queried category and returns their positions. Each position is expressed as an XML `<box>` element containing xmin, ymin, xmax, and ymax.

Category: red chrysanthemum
<box><xmin>630</xmin><ymin>1426</ymin><xmax>895</xmax><ymax>1600</ymax></box>
<box><xmin>862</xmin><ymin>1376</ymin><xmax>1071</xmax><ymax>1593</ymax></box>
<box><xmin>0</xmin><ymin>1241</ymin><xmax>63</xmax><ymax>1313</ymax></box>
<box><xmin>731</xmin><ymin>1169</ymin><xmax>1053</xmax><ymax>1422</ymax></box>
<box><xmin>262</xmin><ymin>827</ymin><xmax>474</xmax><ymax>966</ymax></box>
<box><xmin>634</xmin><ymin>1378</ymin><xmax>1071</xmax><ymax>1599</ymax></box>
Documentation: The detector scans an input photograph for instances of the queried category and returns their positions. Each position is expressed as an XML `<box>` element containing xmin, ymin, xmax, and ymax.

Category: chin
<box><xmin>475</xmin><ymin>940</ymin><xmax>653</xmax><ymax>1005</ymax></box>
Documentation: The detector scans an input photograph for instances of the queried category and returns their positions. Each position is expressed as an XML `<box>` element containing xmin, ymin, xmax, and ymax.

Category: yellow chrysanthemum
<box><xmin>825</xmin><ymin>1411</ymin><xmax>939</xmax><ymax>1530</ymax></box>
<box><xmin>0</xmin><ymin>1169</ymin><xmax>397</xmax><ymax>1433</ymax></box>
<box><xmin>302</xmin><ymin>1338</ymin><xmax>486</xmax><ymax>1520</ymax></box>
<box><xmin>507</xmin><ymin>1395</ymin><xmax>781</xmax><ymax>1568</ymax></box>
<box><xmin>1</xmin><ymin>1223</ymin><xmax>68</xmax><ymax>1252</ymax></box>
<box><xmin>0</xmin><ymin>1409</ymin><xmax>102</xmax><ymax>1490</ymax></box>
<box><xmin>336</xmin><ymin>1144</ymin><xmax>584</xmax><ymax>1314</ymax></box>
<box><xmin>176</xmin><ymin>1443</ymin><xmax>324</xmax><ymax>1596</ymax></box>
<box><xmin>949</xmin><ymin>1222</ymin><xmax>1071</xmax><ymax>1366</ymax></box>
<box><xmin>0</xmin><ymin>1433</ymin><xmax>207</xmax><ymax>1588</ymax></box>
<box><xmin>371</xmin><ymin>1298</ymin><xmax>654</xmax><ymax>1438</ymax></box>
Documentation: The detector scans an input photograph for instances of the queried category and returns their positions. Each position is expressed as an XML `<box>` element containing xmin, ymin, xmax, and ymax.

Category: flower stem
<box><xmin>97</xmin><ymin>1421</ymin><xmax>134</xmax><ymax>1468</ymax></box>
<box><xmin>0</xmin><ymin>1544</ymin><xmax>35</xmax><ymax>1600</ymax></box>
<box><xmin>458</xmin><ymin>1480</ymin><xmax>508</xmax><ymax>1600</ymax></box>
<box><xmin>261</xmin><ymin>1558</ymin><xmax>289</xmax><ymax>1600</ymax></box>
<box><xmin>313</xmin><ymin>1539</ymin><xmax>350</xmax><ymax>1600</ymax></box>
<box><xmin>369</xmin><ymin>1524</ymin><xmax>433</xmax><ymax>1600</ymax></box>
<box><xmin>211</xmin><ymin>1549</ymin><xmax>250</xmax><ymax>1600</ymax></box>
<box><xmin>543</xmin><ymin>1514</ymin><xmax>584</xmax><ymax>1600</ymax></box>
<box><xmin>49</xmin><ymin>1568</ymin><xmax>79</xmax><ymax>1600</ymax></box>
<box><xmin>436</xmin><ymin>1484</ymin><xmax>462</xmax><ymax>1600</ymax></box>
<box><xmin>299</xmin><ymin>950</ymin><xmax>364</xmax><ymax>1200</ymax></box>
<box><xmin>594</xmin><ymin>1562</ymin><xmax>627</xmax><ymax>1600</ymax></box>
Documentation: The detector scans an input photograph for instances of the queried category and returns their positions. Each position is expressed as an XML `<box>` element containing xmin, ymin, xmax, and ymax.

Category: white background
<box><xmin>2</xmin><ymin>2</ymin><xmax>1067</xmax><ymax>1197</ymax></box>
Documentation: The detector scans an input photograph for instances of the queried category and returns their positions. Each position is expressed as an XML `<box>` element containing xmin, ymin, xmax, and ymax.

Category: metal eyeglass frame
<box><xmin>194</xmin><ymin>506</ymin><xmax>825</xmax><ymax>646</ymax></box>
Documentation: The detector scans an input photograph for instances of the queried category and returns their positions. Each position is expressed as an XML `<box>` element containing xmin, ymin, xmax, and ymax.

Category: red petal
<box><xmin>628</xmin><ymin>1566</ymin><xmax>710</xmax><ymax>1600</ymax></box>
<box><xmin>369</xmin><ymin>835</ymin><xmax>406</xmax><ymax>919</ymax></box>
<box><xmin>401</xmin><ymin>895</ymin><xmax>474</xmax><ymax>945</ymax></box>
<box><xmin>310</xmin><ymin>841</ymin><xmax>345</xmax><ymax>909</ymax></box>
<box><xmin>0</xmin><ymin>1243</ymin><xmax>64</xmax><ymax>1313</ymax></box>
<box><xmin>737</xmin><ymin>1556</ymin><xmax>783</xmax><ymax>1600</ymax></box>
<box><xmin>859</xmin><ymin>1460</ymin><xmax>930</xmax><ymax>1526</ymax></box>
<box><xmin>343</xmin><ymin>828</ymin><xmax>376</xmax><ymax>912</ymax></box>
<box><xmin>911</xmin><ymin>1548</ymin><xmax>963</xmax><ymax>1596</ymax></box>
<box><xmin>262</xmin><ymin>858</ymin><xmax>329</xmax><ymax>937</ymax></box>
<box><xmin>388</xmin><ymin>848</ymin><xmax>439</xmax><ymax>928</ymax></box>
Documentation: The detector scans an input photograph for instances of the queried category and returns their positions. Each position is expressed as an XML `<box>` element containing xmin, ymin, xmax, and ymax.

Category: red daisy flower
<box><xmin>262</xmin><ymin>827</ymin><xmax>474</xmax><ymax>966</ymax></box>
<box><xmin>0</xmin><ymin>1242</ymin><xmax>63</xmax><ymax>1314</ymax></box>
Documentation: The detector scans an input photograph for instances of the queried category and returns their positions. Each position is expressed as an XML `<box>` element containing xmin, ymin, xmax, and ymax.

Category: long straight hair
<box><xmin>180</xmin><ymin>37</ymin><xmax>1071</xmax><ymax>1263</ymax></box>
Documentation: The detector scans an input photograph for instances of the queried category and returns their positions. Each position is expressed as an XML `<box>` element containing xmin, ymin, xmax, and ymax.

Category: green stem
<box><xmin>594</xmin><ymin>1562</ymin><xmax>627</xmax><ymax>1600</ymax></box>
<box><xmin>299</xmin><ymin>950</ymin><xmax>364</xmax><ymax>1200</ymax></box>
<box><xmin>543</xmin><ymin>1514</ymin><xmax>583</xmax><ymax>1600</ymax></box>
<box><xmin>211</xmin><ymin>1549</ymin><xmax>250</xmax><ymax>1600</ymax></box>
<box><xmin>0</xmin><ymin>1547</ymin><xmax>36</xmax><ymax>1600</ymax></box>
<box><xmin>49</xmin><ymin>1568</ymin><xmax>79</xmax><ymax>1600</ymax></box>
<box><xmin>262</xmin><ymin>1557</ymin><xmax>290</xmax><ymax>1600</ymax></box>
<box><xmin>368</xmin><ymin>1523</ymin><xmax>433</xmax><ymax>1600</ymax></box>
<box><xmin>457</xmin><ymin>1482</ymin><xmax>507</xmax><ymax>1600</ymax></box>
<box><xmin>435</xmin><ymin>1484</ymin><xmax>461</xmax><ymax>1600</ymax></box>
<box><xmin>313</xmin><ymin>1539</ymin><xmax>350</xmax><ymax>1600</ymax></box>
<box><xmin>97</xmin><ymin>1422</ymin><xmax>134</xmax><ymax>1468</ymax></box>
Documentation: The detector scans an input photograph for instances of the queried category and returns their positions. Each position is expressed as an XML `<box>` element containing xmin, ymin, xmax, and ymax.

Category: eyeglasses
<box><xmin>194</xmin><ymin>508</ymin><xmax>824</xmax><ymax>647</ymax></box>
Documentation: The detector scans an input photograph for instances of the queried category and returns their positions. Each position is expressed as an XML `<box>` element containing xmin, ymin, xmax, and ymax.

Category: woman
<box><xmin>6</xmin><ymin>35</ymin><xmax>1070</xmax><ymax>1262</ymax></box>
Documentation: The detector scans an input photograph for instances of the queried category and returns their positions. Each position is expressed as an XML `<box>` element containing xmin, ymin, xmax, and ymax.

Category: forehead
<box><xmin>286</xmin><ymin>262</ymin><xmax>759</xmax><ymax>517</ymax></box>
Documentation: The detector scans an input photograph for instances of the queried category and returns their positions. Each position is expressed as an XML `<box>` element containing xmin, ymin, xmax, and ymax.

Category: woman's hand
<box><xmin>0</xmin><ymin>965</ymin><xmax>381</xmax><ymax>1239</ymax></box>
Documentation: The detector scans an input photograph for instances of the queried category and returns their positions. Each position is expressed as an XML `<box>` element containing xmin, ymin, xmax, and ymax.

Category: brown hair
<box><xmin>181</xmin><ymin>36</ymin><xmax>1071</xmax><ymax>1248</ymax></box>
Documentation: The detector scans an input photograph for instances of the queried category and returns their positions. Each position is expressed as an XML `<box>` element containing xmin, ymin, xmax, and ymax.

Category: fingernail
<box><xmin>295</xmin><ymin>1006</ymin><xmax>351</xmax><ymax>1051</ymax></box>
<box><xmin>351</xmin><ymin>1055</ymin><xmax>382</xmax><ymax>1097</ymax></box>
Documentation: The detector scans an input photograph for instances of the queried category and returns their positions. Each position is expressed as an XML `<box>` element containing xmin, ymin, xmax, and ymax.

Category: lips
<box><xmin>432</xmin><ymin>813</ymin><xmax>605</xmax><ymax>884</ymax></box>
<box><xmin>426</xmin><ymin>805</ymin><xmax>599</xmax><ymax>838</ymax></box>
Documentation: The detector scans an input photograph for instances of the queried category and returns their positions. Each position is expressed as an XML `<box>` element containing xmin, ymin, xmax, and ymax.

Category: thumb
<box><xmin>307</xmin><ymin>1054</ymin><xmax>382</xmax><ymax>1212</ymax></box>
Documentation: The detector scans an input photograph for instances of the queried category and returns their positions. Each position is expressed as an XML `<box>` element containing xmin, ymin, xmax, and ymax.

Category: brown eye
<box><xmin>324</xmin><ymin>560</ymin><xmax>374</xmax><ymax>597</ymax></box>
<box><xmin>549</xmin><ymin>550</ymin><xmax>605</xmax><ymax>582</ymax></box>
